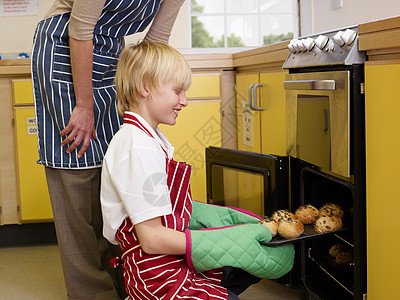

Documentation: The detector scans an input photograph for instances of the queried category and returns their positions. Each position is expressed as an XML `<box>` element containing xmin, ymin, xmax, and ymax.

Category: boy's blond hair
<box><xmin>115</xmin><ymin>41</ymin><xmax>192</xmax><ymax>115</ymax></box>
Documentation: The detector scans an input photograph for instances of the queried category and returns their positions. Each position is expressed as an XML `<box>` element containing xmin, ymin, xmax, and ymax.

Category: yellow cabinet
<box><xmin>13</xmin><ymin>79</ymin><xmax>34</xmax><ymax>105</ymax></box>
<box><xmin>365</xmin><ymin>62</ymin><xmax>400</xmax><ymax>299</ymax></box>
<box><xmin>12</xmin><ymin>80</ymin><xmax>53</xmax><ymax>222</ymax></box>
<box><xmin>236</xmin><ymin>70</ymin><xmax>287</xmax><ymax>155</ymax></box>
<box><xmin>159</xmin><ymin>73</ymin><xmax>222</xmax><ymax>203</ymax></box>
<box><xmin>259</xmin><ymin>71</ymin><xmax>287</xmax><ymax>156</ymax></box>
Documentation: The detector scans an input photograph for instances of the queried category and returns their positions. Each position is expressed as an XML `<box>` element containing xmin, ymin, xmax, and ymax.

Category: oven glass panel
<box><xmin>209</xmin><ymin>164</ymin><xmax>265</xmax><ymax>217</ymax></box>
<box><xmin>297</xmin><ymin>95</ymin><xmax>331</xmax><ymax>171</ymax></box>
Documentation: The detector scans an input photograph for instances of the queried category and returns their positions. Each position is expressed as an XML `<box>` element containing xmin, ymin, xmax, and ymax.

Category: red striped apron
<box><xmin>113</xmin><ymin>113</ymin><xmax>229</xmax><ymax>300</ymax></box>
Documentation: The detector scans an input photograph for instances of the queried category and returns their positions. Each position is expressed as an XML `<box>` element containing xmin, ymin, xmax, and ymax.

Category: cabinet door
<box><xmin>236</xmin><ymin>73</ymin><xmax>261</xmax><ymax>152</ymax></box>
<box><xmin>159</xmin><ymin>100</ymin><xmax>221</xmax><ymax>203</ymax></box>
<box><xmin>185</xmin><ymin>74</ymin><xmax>220</xmax><ymax>98</ymax></box>
<box><xmin>14</xmin><ymin>107</ymin><xmax>53</xmax><ymax>222</ymax></box>
<box><xmin>12</xmin><ymin>79</ymin><xmax>34</xmax><ymax>105</ymax></box>
<box><xmin>365</xmin><ymin>63</ymin><xmax>400</xmax><ymax>299</ymax></box>
<box><xmin>259</xmin><ymin>71</ymin><xmax>287</xmax><ymax>156</ymax></box>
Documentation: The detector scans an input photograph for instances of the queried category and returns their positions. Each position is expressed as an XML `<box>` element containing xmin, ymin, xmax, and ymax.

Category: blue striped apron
<box><xmin>31</xmin><ymin>0</ymin><xmax>161</xmax><ymax>168</ymax></box>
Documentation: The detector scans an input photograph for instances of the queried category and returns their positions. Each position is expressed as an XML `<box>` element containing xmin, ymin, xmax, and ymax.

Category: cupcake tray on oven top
<box><xmin>261</xmin><ymin>224</ymin><xmax>348</xmax><ymax>246</ymax></box>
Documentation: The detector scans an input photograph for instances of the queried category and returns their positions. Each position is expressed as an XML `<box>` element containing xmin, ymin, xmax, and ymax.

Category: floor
<box><xmin>0</xmin><ymin>245</ymin><xmax>304</xmax><ymax>300</ymax></box>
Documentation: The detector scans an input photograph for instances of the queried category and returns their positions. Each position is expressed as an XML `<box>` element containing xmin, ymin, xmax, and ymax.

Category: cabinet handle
<box><xmin>250</xmin><ymin>83</ymin><xmax>264</xmax><ymax>111</ymax></box>
<box><xmin>248</xmin><ymin>84</ymin><xmax>255</xmax><ymax>110</ymax></box>
<box><xmin>283</xmin><ymin>80</ymin><xmax>336</xmax><ymax>90</ymax></box>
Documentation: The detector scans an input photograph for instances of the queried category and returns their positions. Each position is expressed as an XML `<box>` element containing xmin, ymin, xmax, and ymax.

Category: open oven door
<box><xmin>205</xmin><ymin>146</ymin><xmax>291</xmax><ymax>218</ymax></box>
<box><xmin>205</xmin><ymin>146</ymin><xmax>301</xmax><ymax>288</ymax></box>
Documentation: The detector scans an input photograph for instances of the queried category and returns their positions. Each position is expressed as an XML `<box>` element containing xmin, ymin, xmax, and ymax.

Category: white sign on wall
<box><xmin>242</xmin><ymin>100</ymin><xmax>254</xmax><ymax>148</ymax></box>
<box><xmin>0</xmin><ymin>0</ymin><xmax>38</xmax><ymax>16</ymax></box>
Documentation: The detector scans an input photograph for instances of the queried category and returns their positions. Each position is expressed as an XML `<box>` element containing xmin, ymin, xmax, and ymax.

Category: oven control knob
<box><xmin>303</xmin><ymin>37</ymin><xmax>316</xmax><ymax>51</ymax></box>
<box><xmin>297</xmin><ymin>39</ymin><xmax>307</xmax><ymax>52</ymax></box>
<box><xmin>292</xmin><ymin>40</ymin><xmax>301</xmax><ymax>52</ymax></box>
<box><xmin>333</xmin><ymin>31</ymin><xmax>345</xmax><ymax>46</ymax></box>
<box><xmin>287</xmin><ymin>39</ymin><xmax>297</xmax><ymax>53</ymax></box>
<box><xmin>315</xmin><ymin>35</ymin><xmax>329</xmax><ymax>50</ymax></box>
<box><xmin>342</xmin><ymin>29</ymin><xmax>357</xmax><ymax>45</ymax></box>
<box><xmin>292</xmin><ymin>39</ymin><xmax>303</xmax><ymax>52</ymax></box>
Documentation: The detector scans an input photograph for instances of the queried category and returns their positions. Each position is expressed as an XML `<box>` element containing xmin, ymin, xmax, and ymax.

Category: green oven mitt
<box><xmin>185</xmin><ymin>224</ymin><xmax>295</xmax><ymax>279</ymax></box>
<box><xmin>188</xmin><ymin>200</ymin><xmax>262</xmax><ymax>230</ymax></box>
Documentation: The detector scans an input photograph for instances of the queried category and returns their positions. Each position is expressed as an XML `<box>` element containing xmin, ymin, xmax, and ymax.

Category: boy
<box><xmin>100</xmin><ymin>41</ymin><xmax>295</xmax><ymax>300</ymax></box>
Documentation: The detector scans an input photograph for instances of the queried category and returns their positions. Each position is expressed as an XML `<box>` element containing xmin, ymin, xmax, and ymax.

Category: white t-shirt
<box><xmin>101</xmin><ymin>112</ymin><xmax>174</xmax><ymax>244</ymax></box>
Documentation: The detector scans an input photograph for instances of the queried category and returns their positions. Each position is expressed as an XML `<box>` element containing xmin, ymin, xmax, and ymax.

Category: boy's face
<box><xmin>145</xmin><ymin>81</ymin><xmax>188</xmax><ymax>130</ymax></box>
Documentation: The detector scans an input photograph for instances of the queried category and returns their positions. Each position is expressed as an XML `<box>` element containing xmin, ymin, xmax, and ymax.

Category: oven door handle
<box><xmin>250</xmin><ymin>83</ymin><xmax>264</xmax><ymax>111</ymax></box>
<box><xmin>283</xmin><ymin>80</ymin><xmax>336</xmax><ymax>90</ymax></box>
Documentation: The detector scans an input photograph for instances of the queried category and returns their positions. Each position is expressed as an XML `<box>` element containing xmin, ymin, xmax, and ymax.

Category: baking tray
<box><xmin>261</xmin><ymin>224</ymin><xmax>348</xmax><ymax>246</ymax></box>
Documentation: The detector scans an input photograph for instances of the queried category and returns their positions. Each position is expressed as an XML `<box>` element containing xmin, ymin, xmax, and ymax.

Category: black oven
<box><xmin>206</xmin><ymin>26</ymin><xmax>366</xmax><ymax>299</ymax></box>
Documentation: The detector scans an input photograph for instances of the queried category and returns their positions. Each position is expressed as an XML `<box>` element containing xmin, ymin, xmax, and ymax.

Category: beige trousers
<box><xmin>45</xmin><ymin>167</ymin><xmax>125</xmax><ymax>300</ymax></box>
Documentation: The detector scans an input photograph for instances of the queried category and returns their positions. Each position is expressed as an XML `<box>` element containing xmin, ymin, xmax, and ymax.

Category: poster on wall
<box><xmin>0</xmin><ymin>0</ymin><xmax>38</xmax><ymax>16</ymax></box>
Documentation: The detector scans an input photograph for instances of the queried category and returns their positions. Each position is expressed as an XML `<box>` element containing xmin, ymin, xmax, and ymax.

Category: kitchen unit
<box><xmin>0</xmin><ymin>60</ymin><xmax>45</xmax><ymax>226</ymax></box>
<box><xmin>282</xmin><ymin>26</ymin><xmax>366</xmax><ymax>300</ymax></box>
<box><xmin>13</xmin><ymin>79</ymin><xmax>53</xmax><ymax>222</ymax></box>
<box><xmin>208</xmin><ymin>26</ymin><xmax>368</xmax><ymax>299</ymax></box>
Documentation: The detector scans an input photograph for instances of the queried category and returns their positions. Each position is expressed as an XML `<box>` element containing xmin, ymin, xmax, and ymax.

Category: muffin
<box><xmin>258</xmin><ymin>218</ymin><xmax>278</xmax><ymax>237</ymax></box>
<box><xmin>318</xmin><ymin>203</ymin><xmax>345</xmax><ymax>219</ymax></box>
<box><xmin>272</xmin><ymin>210</ymin><xmax>296</xmax><ymax>223</ymax></box>
<box><xmin>314</xmin><ymin>215</ymin><xmax>343</xmax><ymax>233</ymax></box>
<box><xmin>329</xmin><ymin>244</ymin><xmax>347</xmax><ymax>258</ymax></box>
<box><xmin>295</xmin><ymin>204</ymin><xmax>319</xmax><ymax>224</ymax></box>
<box><xmin>277</xmin><ymin>219</ymin><xmax>304</xmax><ymax>239</ymax></box>
<box><xmin>335</xmin><ymin>251</ymin><xmax>353</xmax><ymax>266</ymax></box>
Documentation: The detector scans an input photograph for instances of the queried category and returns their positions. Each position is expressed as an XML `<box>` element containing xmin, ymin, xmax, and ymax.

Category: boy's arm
<box><xmin>135</xmin><ymin>217</ymin><xmax>186</xmax><ymax>255</ymax></box>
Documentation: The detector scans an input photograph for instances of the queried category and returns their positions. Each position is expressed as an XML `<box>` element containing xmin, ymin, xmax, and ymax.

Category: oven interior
<box><xmin>295</xmin><ymin>166</ymin><xmax>355</xmax><ymax>300</ymax></box>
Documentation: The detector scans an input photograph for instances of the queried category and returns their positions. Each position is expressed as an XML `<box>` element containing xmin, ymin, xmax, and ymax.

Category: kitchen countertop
<box><xmin>0</xmin><ymin>42</ymin><xmax>289</xmax><ymax>74</ymax></box>
<box><xmin>0</xmin><ymin>55</ymin><xmax>235</xmax><ymax>74</ymax></box>
<box><xmin>358</xmin><ymin>15</ymin><xmax>400</xmax><ymax>62</ymax></box>
<box><xmin>0</xmin><ymin>58</ymin><xmax>31</xmax><ymax>75</ymax></box>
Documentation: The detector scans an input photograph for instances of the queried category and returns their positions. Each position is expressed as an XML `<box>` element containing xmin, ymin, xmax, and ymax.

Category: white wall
<box><xmin>0</xmin><ymin>0</ymin><xmax>399</xmax><ymax>55</ymax></box>
<box><xmin>0</xmin><ymin>0</ymin><xmax>53</xmax><ymax>54</ymax></box>
<box><xmin>299</xmin><ymin>0</ymin><xmax>400</xmax><ymax>36</ymax></box>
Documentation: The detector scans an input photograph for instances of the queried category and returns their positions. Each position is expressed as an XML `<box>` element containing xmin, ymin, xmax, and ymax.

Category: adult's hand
<box><xmin>60</xmin><ymin>105</ymin><xmax>96</xmax><ymax>158</ymax></box>
<box><xmin>60</xmin><ymin>37</ymin><xmax>97</xmax><ymax>158</ymax></box>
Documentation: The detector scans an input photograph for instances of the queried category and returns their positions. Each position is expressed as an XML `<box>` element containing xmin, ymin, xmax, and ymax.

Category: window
<box><xmin>191</xmin><ymin>0</ymin><xmax>294</xmax><ymax>49</ymax></box>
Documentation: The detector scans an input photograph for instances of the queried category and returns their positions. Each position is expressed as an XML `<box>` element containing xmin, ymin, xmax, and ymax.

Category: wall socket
<box><xmin>332</xmin><ymin>0</ymin><xmax>344</xmax><ymax>9</ymax></box>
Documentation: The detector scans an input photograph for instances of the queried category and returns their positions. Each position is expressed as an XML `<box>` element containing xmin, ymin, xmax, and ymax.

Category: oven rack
<box><xmin>307</xmin><ymin>247</ymin><xmax>354</xmax><ymax>296</ymax></box>
<box><xmin>334</xmin><ymin>233</ymin><xmax>354</xmax><ymax>248</ymax></box>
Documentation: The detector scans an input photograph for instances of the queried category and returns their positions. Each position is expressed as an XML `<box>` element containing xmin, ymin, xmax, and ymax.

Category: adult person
<box><xmin>31</xmin><ymin>1</ymin><xmax>185</xmax><ymax>299</ymax></box>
